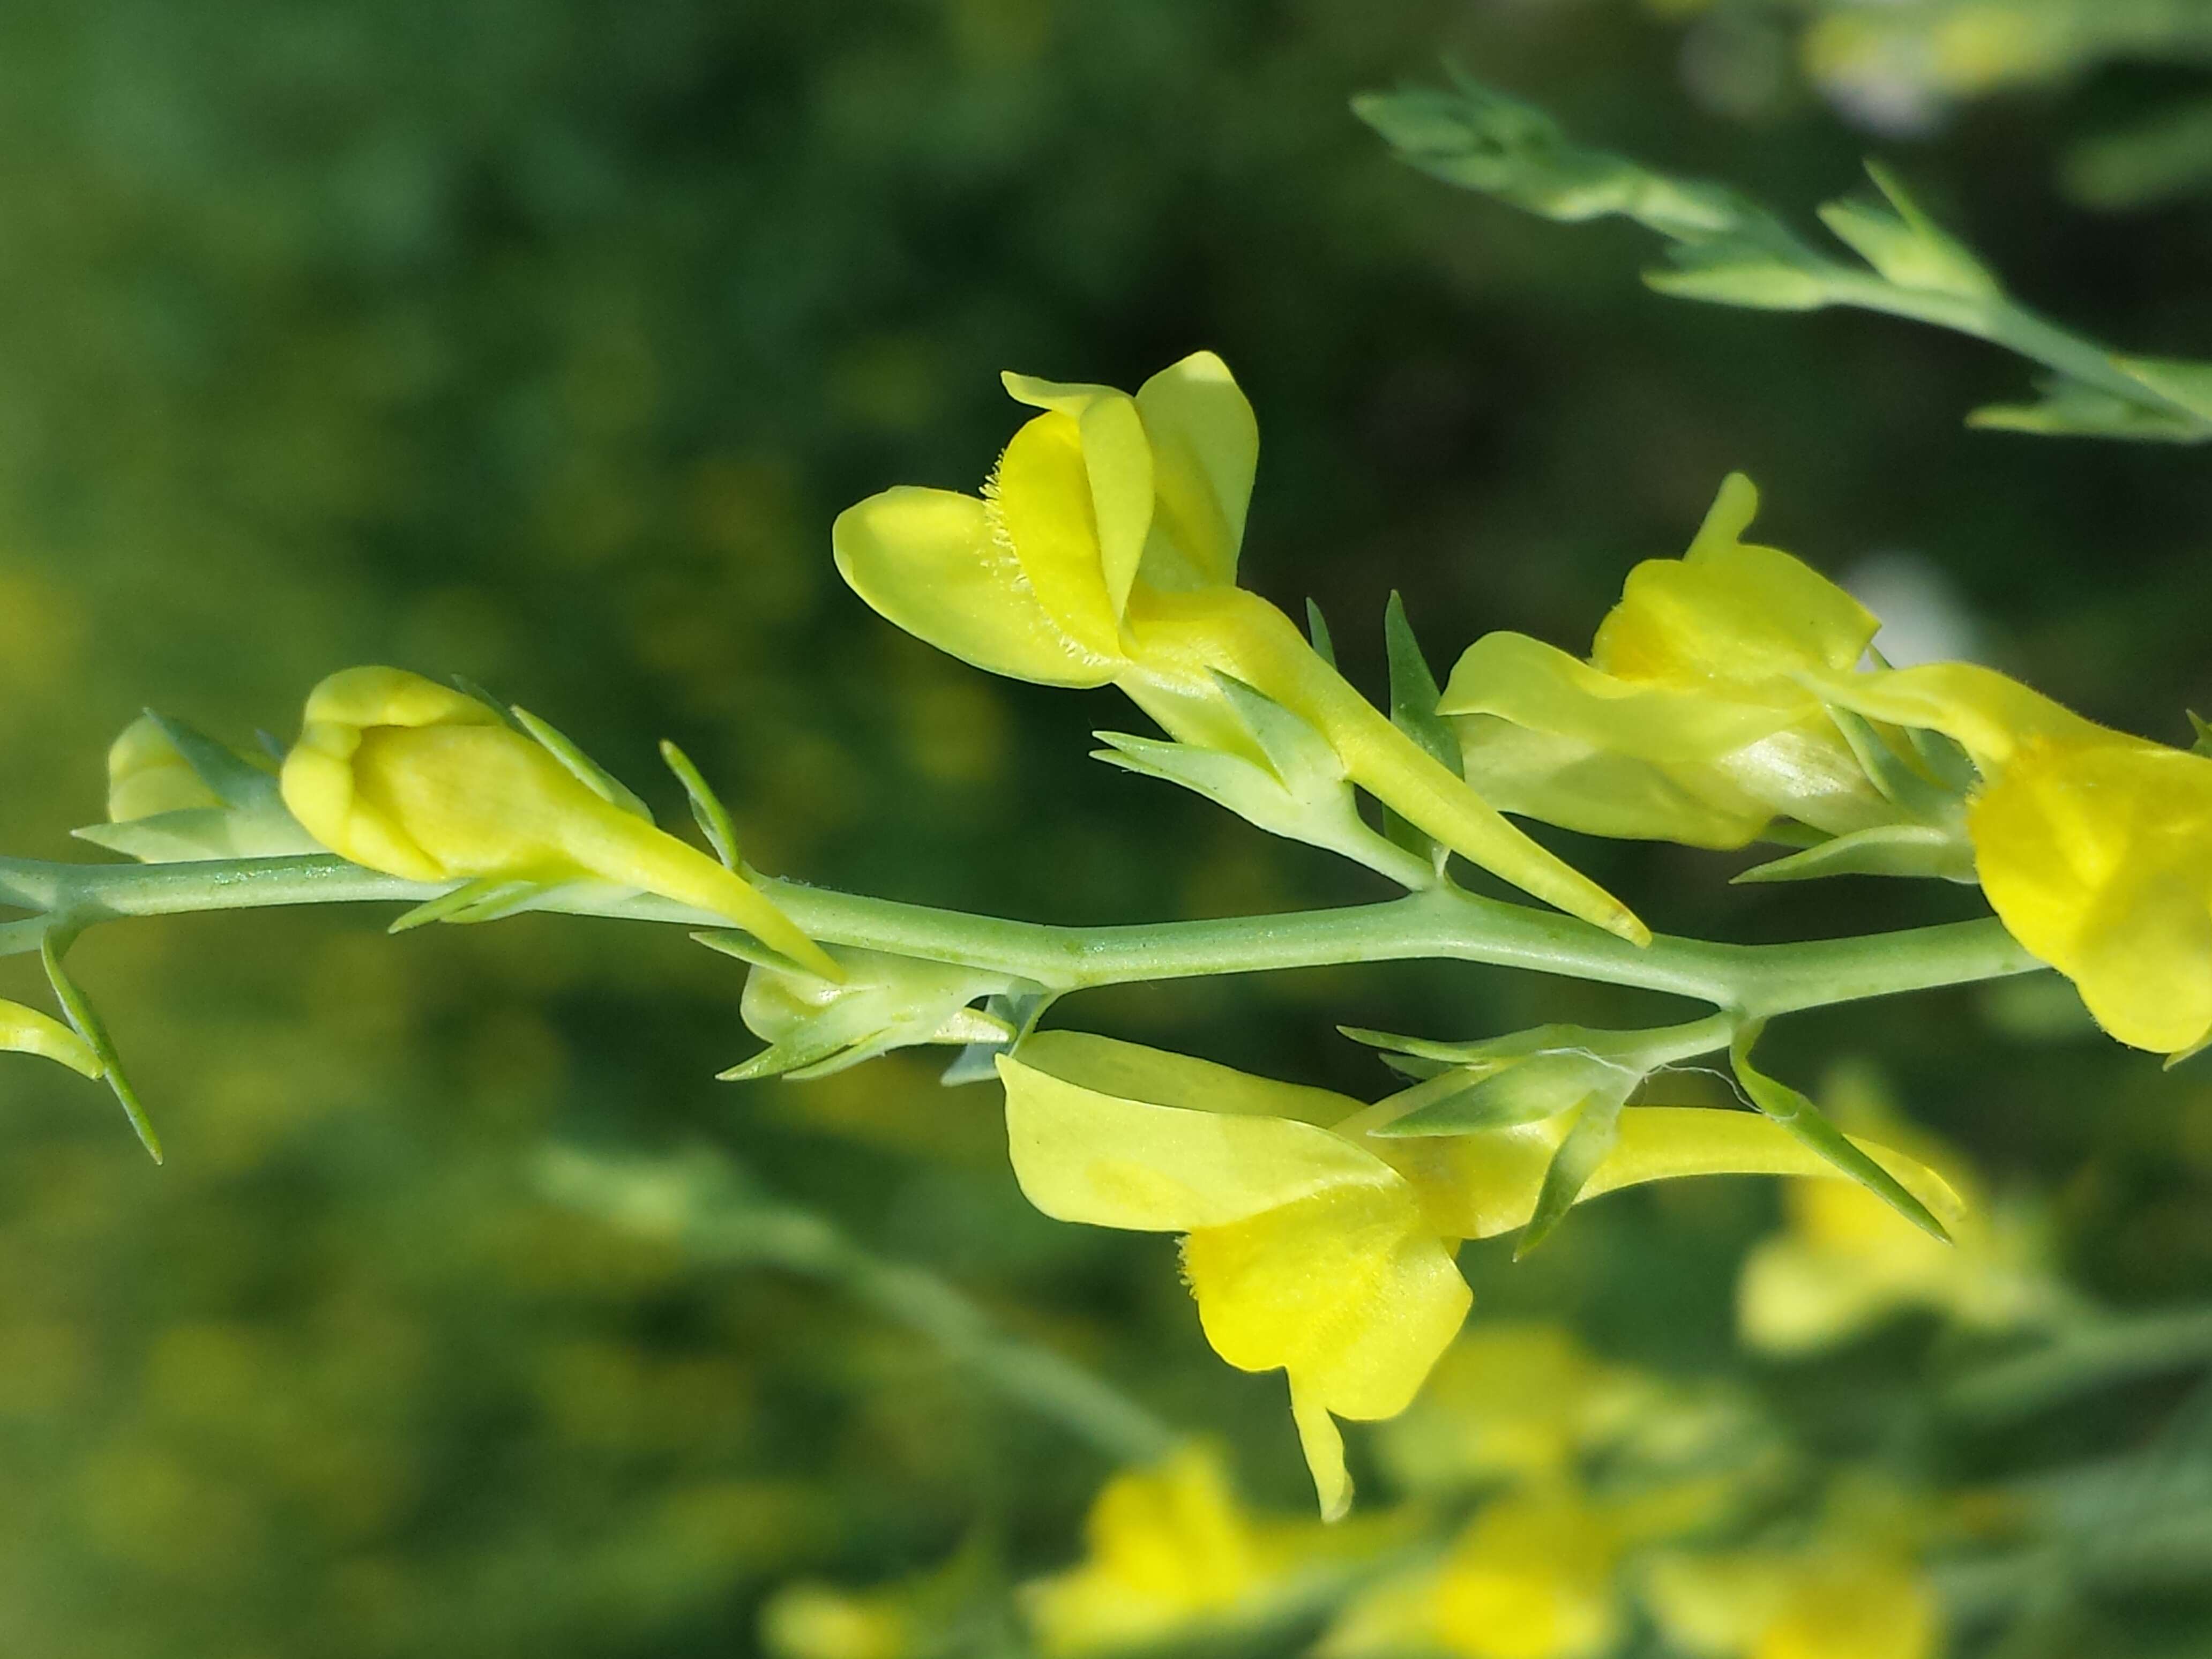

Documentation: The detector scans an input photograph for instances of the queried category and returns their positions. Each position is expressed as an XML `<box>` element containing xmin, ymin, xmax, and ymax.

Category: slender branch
<box><xmin>0</xmin><ymin>851</ymin><xmax>2045</xmax><ymax>1016</ymax></box>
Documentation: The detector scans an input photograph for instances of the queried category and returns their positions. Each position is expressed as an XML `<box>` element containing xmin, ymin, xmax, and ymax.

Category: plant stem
<box><xmin>0</xmin><ymin>852</ymin><xmax>2045</xmax><ymax>1015</ymax></box>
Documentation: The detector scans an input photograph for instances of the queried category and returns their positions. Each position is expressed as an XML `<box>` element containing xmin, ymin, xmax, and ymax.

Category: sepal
<box><xmin>713</xmin><ymin>939</ymin><xmax>1033</xmax><ymax>1081</ymax></box>
<box><xmin>1092</xmin><ymin>672</ymin><xmax>1437</xmax><ymax>890</ymax></box>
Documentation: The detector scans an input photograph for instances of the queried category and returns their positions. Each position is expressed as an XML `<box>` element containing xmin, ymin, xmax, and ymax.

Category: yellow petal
<box><xmin>1002</xmin><ymin>373</ymin><xmax>1154</xmax><ymax>619</ymax></box>
<box><xmin>1016</xmin><ymin>1030</ymin><xmax>1355</xmax><ymax>1126</ymax></box>
<box><xmin>987</xmin><ymin>412</ymin><xmax>1126</xmax><ymax>659</ymax></box>
<box><xmin>1183</xmin><ymin>1184</ymin><xmax>1470</xmax><ymax>1418</ymax></box>
<box><xmin>1134</xmin><ymin>350</ymin><xmax>1257</xmax><ymax>591</ymax></box>
<box><xmin>1806</xmin><ymin>660</ymin><xmax>2103</xmax><ymax>772</ymax></box>
<box><xmin>997</xmin><ymin>1048</ymin><xmax>1387</xmax><ymax>1231</ymax></box>
<box><xmin>0</xmin><ymin>1000</ymin><xmax>103</xmax><ymax>1079</ymax></box>
<box><xmin>1363</xmin><ymin>1108</ymin><xmax>1960</xmax><ymax>1242</ymax></box>
<box><xmin>1970</xmin><ymin>736</ymin><xmax>2212</xmax><ymax>1053</ymax></box>
<box><xmin>302</xmin><ymin>665</ymin><xmax>504</xmax><ymax>732</ymax></box>
<box><xmin>1453</xmin><ymin>716</ymin><xmax>1773</xmax><ymax>849</ymax></box>
<box><xmin>1592</xmin><ymin>474</ymin><xmax>1878</xmax><ymax>689</ymax></box>
<box><xmin>105</xmin><ymin>715</ymin><xmax>225</xmax><ymax>821</ymax></box>
<box><xmin>1441</xmin><ymin>633</ymin><xmax>1795</xmax><ymax>763</ymax></box>
<box><xmin>832</xmin><ymin>487</ymin><xmax>1118</xmax><ymax>687</ymax></box>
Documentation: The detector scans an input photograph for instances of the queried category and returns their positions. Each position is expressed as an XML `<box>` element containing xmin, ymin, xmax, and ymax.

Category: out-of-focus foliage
<box><xmin>1</xmin><ymin>0</ymin><xmax>2209</xmax><ymax>1656</ymax></box>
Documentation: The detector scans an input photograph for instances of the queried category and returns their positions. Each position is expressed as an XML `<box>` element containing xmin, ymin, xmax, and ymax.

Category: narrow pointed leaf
<box><xmin>691</xmin><ymin>928</ymin><xmax>841</xmax><ymax>983</ymax></box>
<box><xmin>450</xmin><ymin>676</ymin><xmax>529</xmax><ymax>731</ymax></box>
<box><xmin>511</xmin><ymin>707</ymin><xmax>653</xmax><ymax>821</ymax></box>
<box><xmin>1515</xmin><ymin>1092</ymin><xmax>1624</xmax><ymax>1258</ymax></box>
<box><xmin>1305</xmin><ymin>598</ymin><xmax>1337</xmax><ymax>669</ymax></box>
<box><xmin>2190</xmin><ymin>711</ymin><xmax>2212</xmax><ymax>758</ymax></box>
<box><xmin>1374</xmin><ymin>1054</ymin><xmax>1636</xmax><ymax>1138</ymax></box>
<box><xmin>1382</xmin><ymin>592</ymin><xmax>1460</xmax><ymax>778</ymax></box>
<box><xmin>660</xmin><ymin>740</ymin><xmax>742</xmax><ymax>869</ymax></box>
<box><xmin>1730</xmin><ymin>1025</ymin><xmax>1947</xmax><ymax>1242</ymax></box>
<box><xmin>1733</xmin><ymin>823</ymin><xmax>1977</xmax><ymax>885</ymax></box>
<box><xmin>41</xmin><ymin>933</ymin><xmax>161</xmax><ymax>1163</ymax></box>
<box><xmin>388</xmin><ymin>877</ymin><xmax>528</xmax><ymax>933</ymax></box>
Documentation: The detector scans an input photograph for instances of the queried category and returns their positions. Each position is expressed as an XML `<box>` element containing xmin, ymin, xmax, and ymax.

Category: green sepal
<box><xmin>1733</xmin><ymin>824</ymin><xmax>1977</xmax><ymax>886</ymax></box>
<box><xmin>2188</xmin><ymin>711</ymin><xmax>2211</xmax><ymax>758</ymax></box>
<box><xmin>1824</xmin><ymin>706</ymin><xmax>1962</xmax><ymax>824</ymax></box>
<box><xmin>1382</xmin><ymin>593</ymin><xmax>1460</xmax><ymax>779</ymax></box>
<box><xmin>942</xmin><ymin>991</ymin><xmax>1052</xmax><ymax>1086</ymax></box>
<box><xmin>388</xmin><ymin>877</ymin><xmax>541</xmax><ymax>933</ymax></box>
<box><xmin>1729</xmin><ymin>1023</ymin><xmax>1947</xmax><ymax>1242</ymax></box>
<box><xmin>660</xmin><ymin>740</ymin><xmax>742</xmax><ymax>870</ymax></box>
<box><xmin>41</xmin><ymin>931</ymin><xmax>161</xmax><ymax>1163</ymax></box>
<box><xmin>145</xmin><ymin>713</ymin><xmax>285</xmax><ymax>813</ymax></box>
<box><xmin>449</xmin><ymin>676</ymin><xmax>530</xmax><ymax>732</ymax></box>
<box><xmin>1305</xmin><ymin>598</ymin><xmax>1337</xmax><ymax>670</ymax></box>
<box><xmin>1372</xmin><ymin>1052</ymin><xmax>1636</xmax><ymax>1137</ymax></box>
<box><xmin>691</xmin><ymin>928</ymin><xmax>848</xmax><ymax>983</ymax></box>
<box><xmin>1514</xmin><ymin>1090</ymin><xmax>1625</xmax><ymax>1259</ymax></box>
<box><xmin>511</xmin><ymin>706</ymin><xmax>654</xmax><ymax>822</ymax></box>
<box><xmin>1093</xmin><ymin>683</ymin><xmax>1436</xmax><ymax>891</ymax></box>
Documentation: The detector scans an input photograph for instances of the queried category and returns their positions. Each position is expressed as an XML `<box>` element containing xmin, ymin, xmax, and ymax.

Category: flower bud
<box><xmin>78</xmin><ymin>714</ymin><xmax>323</xmax><ymax>863</ymax></box>
<box><xmin>281</xmin><ymin>667</ymin><xmax>838</xmax><ymax>979</ymax></box>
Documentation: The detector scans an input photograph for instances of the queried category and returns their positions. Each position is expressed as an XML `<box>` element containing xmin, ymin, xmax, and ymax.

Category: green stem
<box><xmin>0</xmin><ymin>852</ymin><xmax>2044</xmax><ymax>1015</ymax></box>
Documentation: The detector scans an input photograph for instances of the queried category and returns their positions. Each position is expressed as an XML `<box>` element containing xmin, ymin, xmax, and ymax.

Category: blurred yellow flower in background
<box><xmin>1643</xmin><ymin>1545</ymin><xmax>1940</xmax><ymax>1659</ymax></box>
<box><xmin>1022</xmin><ymin>1446</ymin><xmax>1348</xmax><ymax>1657</ymax></box>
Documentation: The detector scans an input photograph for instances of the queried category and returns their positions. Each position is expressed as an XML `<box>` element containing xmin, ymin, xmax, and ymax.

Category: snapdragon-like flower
<box><xmin>1438</xmin><ymin>474</ymin><xmax>1902</xmax><ymax>850</ymax></box>
<box><xmin>1814</xmin><ymin>661</ymin><xmax>2212</xmax><ymax>1058</ymax></box>
<box><xmin>998</xmin><ymin>1032</ymin><xmax>1953</xmax><ymax>1518</ymax></box>
<box><xmin>833</xmin><ymin>352</ymin><xmax>1645</xmax><ymax>944</ymax></box>
<box><xmin>281</xmin><ymin>667</ymin><xmax>838</xmax><ymax>979</ymax></box>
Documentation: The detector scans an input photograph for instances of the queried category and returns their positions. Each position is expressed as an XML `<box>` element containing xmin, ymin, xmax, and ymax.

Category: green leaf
<box><xmin>388</xmin><ymin>877</ymin><xmax>537</xmax><ymax>933</ymax></box>
<box><xmin>1382</xmin><ymin>593</ymin><xmax>1460</xmax><ymax>779</ymax></box>
<box><xmin>41</xmin><ymin>931</ymin><xmax>161</xmax><ymax>1163</ymax></box>
<box><xmin>1733</xmin><ymin>823</ymin><xmax>1977</xmax><ymax>885</ymax></box>
<box><xmin>1729</xmin><ymin>1025</ymin><xmax>1947</xmax><ymax>1242</ymax></box>
<box><xmin>660</xmin><ymin>739</ymin><xmax>742</xmax><ymax>870</ymax></box>
<box><xmin>145</xmin><ymin>713</ymin><xmax>283</xmax><ymax>813</ymax></box>
<box><xmin>1372</xmin><ymin>1051</ymin><xmax>1637</xmax><ymax>1137</ymax></box>
<box><xmin>1515</xmin><ymin>1090</ymin><xmax>1624</xmax><ymax>1259</ymax></box>
<box><xmin>1645</xmin><ymin>239</ymin><xmax>1835</xmax><ymax>311</ymax></box>
<box><xmin>511</xmin><ymin>706</ymin><xmax>654</xmax><ymax>821</ymax></box>
<box><xmin>1815</xmin><ymin>162</ymin><xmax>1998</xmax><ymax>301</ymax></box>
<box><xmin>1304</xmin><ymin>598</ymin><xmax>1336</xmax><ymax>670</ymax></box>
<box><xmin>1969</xmin><ymin>376</ymin><xmax>2211</xmax><ymax>443</ymax></box>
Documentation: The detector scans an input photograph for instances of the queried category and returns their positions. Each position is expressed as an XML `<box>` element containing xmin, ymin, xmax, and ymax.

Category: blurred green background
<box><xmin>1</xmin><ymin>1</ymin><xmax>2209</xmax><ymax>1654</ymax></box>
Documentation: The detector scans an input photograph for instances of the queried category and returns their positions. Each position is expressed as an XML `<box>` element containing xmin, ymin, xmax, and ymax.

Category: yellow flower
<box><xmin>1</xmin><ymin>999</ymin><xmax>102</xmax><ymax>1080</ymax></box>
<box><xmin>280</xmin><ymin>667</ymin><xmax>838</xmax><ymax>979</ymax></box>
<box><xmin>1375</xmin><ymin>1322</ymin><xmax>1649</xmax><ymax>1492</ymax></box>
<box><xmin>1643</xmin><ymin>1547</ymin><xmax>1939</xmax><ymax>1659</ymax></box>
<box><xmin>1738</xmin><ymin>1069</ymin><xmax>2068</xmax><ymax>1354</ymax></box>
<box><xmin>833</xmin><ymin>352</ymin><xmax>1645</xmax><ymax>944</ymax></box>
<box><xmin>998</xmin><ymin>1033</ymin><xmax>1954</xmax><ymax>1518</ymax></box>
<box><xmin>1021</xmin><ymin>1446</ymin><xmax>1341</xmax><ymax>1657</ymax></box>
<box><xmin>1325</xmin><ymin>1488</ymin><xmax>1628</xmax><ymax>1659</ymax></box>
<box><xmin>1438</xmin><ymin>474</ymin><xmax>1899</xmax><ymax>849</ymax></box>
<box><xmin>77</xmin><ymin>714</ymin><xmax>322</xmax><ymax>862</ymax></box>
<box><xmin>1814</xmin><ymin>661</ymin><xmax>2212</xmax><ymax>1057</ymax></box>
